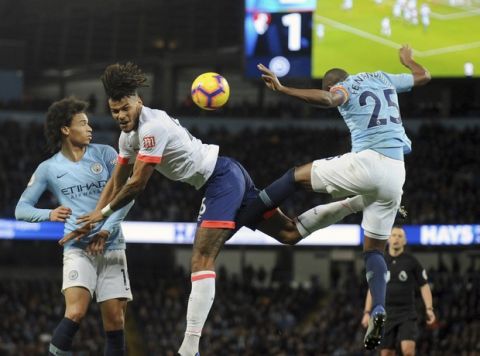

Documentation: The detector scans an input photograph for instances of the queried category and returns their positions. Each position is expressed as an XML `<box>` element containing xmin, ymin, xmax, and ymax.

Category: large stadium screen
<box><xmin>245</xmin><ymin>0</ymin><xmax>480</xmax><ymax>78</ymax></box>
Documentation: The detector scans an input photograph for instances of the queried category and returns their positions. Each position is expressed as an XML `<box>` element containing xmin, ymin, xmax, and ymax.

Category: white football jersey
<box><xmin>118</xmin><ymin>106</ymin><xmax>219</xmax><ymax>189</ymax></box>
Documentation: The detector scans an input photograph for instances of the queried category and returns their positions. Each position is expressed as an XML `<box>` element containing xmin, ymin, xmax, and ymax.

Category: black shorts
<box><xmin>381</xmin><ymin>318</ymin><xmax>418</xmax><ymax>350</ymax></box>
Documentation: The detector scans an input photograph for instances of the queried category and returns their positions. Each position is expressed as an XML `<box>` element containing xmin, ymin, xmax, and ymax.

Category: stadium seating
<box><xmin>1</xmin><ymin>262</ymin><xmax>479</xmax><ymax>355</ymax></box>
<box><xmin>1</xmin><ymin>120</ymin><xmax>479</xmax><ymax>224</ymax></box>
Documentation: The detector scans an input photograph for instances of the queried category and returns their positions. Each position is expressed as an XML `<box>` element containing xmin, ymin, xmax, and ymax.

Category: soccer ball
<box><xmin>191</xmin><ymin>72</ymin><xmax>230</xmax><ymax>110</ymax></box>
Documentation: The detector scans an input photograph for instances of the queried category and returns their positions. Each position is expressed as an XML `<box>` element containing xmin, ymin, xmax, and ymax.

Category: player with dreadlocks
<box><xmin>59</xmin><ymin>63</ymin><xmax>310</xmax><ymax>355</ymax></box>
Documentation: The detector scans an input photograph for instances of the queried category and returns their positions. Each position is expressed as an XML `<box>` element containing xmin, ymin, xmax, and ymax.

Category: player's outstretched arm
<box><xmin>99</xmin><ymin>160</ymin><xmax>155</xmax><ymax>214</ymax></box>
<box><xmin>15</xmin><ymin>163</ymin><xmax>72</xmax><ymax>223</ymax></box>
<box><xmin>59</xmin><ymin>161</ymin><xmax>148</xmax><ymax>246</ymax></box>
<box><xmin>399</xmin><ymin>44</ymin><xmax>431</xmax><ymax>86</ymax></box>
<box><xmin>257</xmin><ymin>63</ymin><xmax>345</xmax><ymax>108</ymax></box>
<box><xmin>70</xmin><ymin>160</ymin><xmax>155</xmax><ymax>229</ymax></box>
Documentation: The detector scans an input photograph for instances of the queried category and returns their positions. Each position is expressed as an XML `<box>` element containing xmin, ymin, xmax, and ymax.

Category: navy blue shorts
<box><xmin>197</xmin><ymin>156</ymin><xmax>258</xmax><ymax>229</ymax></box>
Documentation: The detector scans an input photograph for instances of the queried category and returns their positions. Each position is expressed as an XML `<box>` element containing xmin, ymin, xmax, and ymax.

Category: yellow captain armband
<box><xmin>330</xmin><ymin>85</ymin><xmax>349</xmax><ymax>104</ymax></box>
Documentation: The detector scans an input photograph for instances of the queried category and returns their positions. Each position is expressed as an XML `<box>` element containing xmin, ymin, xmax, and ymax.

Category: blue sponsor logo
<box><xmin>173</xmin><ymin>223</ymin><xmax>196</xmax><ymax>243</ymax></box>
<box><xmin>61</xmin><ymin>180</ymin><xmax>107</xmax><ymax>199</ymax></box>
<box><xmin>420</xmin><ymin>225</ymin><xmax>480</xmax><ymax>245</ymax></box>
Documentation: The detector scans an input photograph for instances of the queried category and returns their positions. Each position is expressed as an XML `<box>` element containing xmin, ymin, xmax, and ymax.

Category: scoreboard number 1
<box><xmin>282</xmin><ymin>12</ymin><xmax>301</xmax><ymax>51</ymax></box>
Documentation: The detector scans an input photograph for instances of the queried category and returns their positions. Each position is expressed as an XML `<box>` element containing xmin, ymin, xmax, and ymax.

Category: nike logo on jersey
<box><xmin>57</xmin><ymin>172</ymin><xmax>68</xmax><ymax>179</ymax></box>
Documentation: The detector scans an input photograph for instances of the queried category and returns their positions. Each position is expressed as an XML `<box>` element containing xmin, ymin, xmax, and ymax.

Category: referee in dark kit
<box><xmin>361</xmin><ymin>225</ymin><xmax>436</xmax><ymax>356</ymax></box>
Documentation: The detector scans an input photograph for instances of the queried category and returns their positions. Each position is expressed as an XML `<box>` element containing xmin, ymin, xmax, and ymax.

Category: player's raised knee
<box><xmin>293</xmin><ymin>163</ymin><xmax>313</xmax><ymax>190</ymax></box>
<box><xmin>104</xmin><ymin>313</ymin><xmax>125</xmax><ymax>330</ymax></box>
<box><xmin>65</xmin><ymin>308</ymin><xmax>87</xmax><ymax>323</ymax></box>
<box><xmin>279</xmin><ymin>230</ymin><xmax>302</xmax><ymax>246</ymax></box>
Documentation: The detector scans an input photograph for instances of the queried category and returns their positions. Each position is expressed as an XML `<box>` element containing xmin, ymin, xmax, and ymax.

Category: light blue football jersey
<box><xmin>15</xmin><ymin>144</ymin><xmax>132</xmax><ymax>251</ymax></box>
<box><xmin>331</xmin><ymin>71</ymin><xmax>414</xmax><ymax>160</ymax></box>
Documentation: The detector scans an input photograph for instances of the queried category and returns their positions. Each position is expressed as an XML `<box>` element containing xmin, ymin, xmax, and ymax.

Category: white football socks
<box><xmin>178</xmin><ymin>271</ymin><xmax>216</xmax><ymax>356</ymax></box>
<box><xmin>295</xmin><ymin>195</ymin><xmax>364</xmax><ymax>237</ymax></box>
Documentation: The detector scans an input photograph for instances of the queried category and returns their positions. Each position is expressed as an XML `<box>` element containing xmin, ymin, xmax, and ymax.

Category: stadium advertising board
<box><xmin>1</xmin><ymin>219</ymin><xmax>479</xmax><ymax>246</ymax></box>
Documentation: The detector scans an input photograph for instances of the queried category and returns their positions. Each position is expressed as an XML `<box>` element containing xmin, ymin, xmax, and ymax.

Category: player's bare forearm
<box><xmin>420</xmin><ymin>284</ymin><xmax>433</xmax><ymax>309</ymax></box>
<box><xmin>399</xmin><ymin>44</ymin><xmax>431</xmax><ymax>86</ymax></box>
<box><xmin>257</xmin><ymin>62</ymin><xmax>342</xmax><ymax>107</ymax></box>
<box><xmin>108</xmin><ymin>160</ymin><xmax>155</xmax><ymax>212</ymax></box>
<box><xmin>280</xmin><ymin>86</ymin><xmax>342</xmax><ymax>108</ymax></box>
<box><xmin>96</xmin><ymin>179</ymin><xmax>115</xmax><ymax>210</ymax></box>
<box><xmin>361</xmin><ymin>289</ymin><xmax>373</xmax><ymax>328</ymax></box>
<box><xmin>96</xmin><ymin>163</ymin><xmax>132</xmax><ymax>210</ymax></box>
<box><xmin>404</xmin><ymin>59</ymin><xmax>430</xmax><ymax>86</ymax></box>
<box><xmin>108</xmin><ymin>180</ymin><xmax>144</xmax><ymax>211</ymax></box>
<box><xmin>364</xmin><ymin>289</ymin><xmax>373</xmax><ymax>312</ymax></box>
<box><xmin>420</xmin><ymin>283</ymin><xmax>436</xmax><ymax>324</ymax></box>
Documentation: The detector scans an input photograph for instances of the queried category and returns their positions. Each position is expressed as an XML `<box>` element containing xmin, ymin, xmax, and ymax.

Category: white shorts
<box><xmin>311</xmin><ymin>149</ymin><xmax>405</xmax><ymax>239</ymax></box>
<box><xmin>62</xmin><ymin>248</ymin><xmax>133</xmax><ymax>303</ymax></box>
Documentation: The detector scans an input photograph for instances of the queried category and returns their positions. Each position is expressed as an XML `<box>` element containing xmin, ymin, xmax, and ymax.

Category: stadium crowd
<box><xmin>0</xmin><ymin>278</ymin><xmax>105</xmax><ymax>355</ymax></box>
<box><xmin>1</xmin><ymin>259</ymin><xmax>479</xmax><ymax>355</ymax></box>
<box><xmin>1</xmin><ymin>120</ymin><xmax>479</xmax><ymax>225</ymax></box>
<box><xmin>2</xmin><ymin>86</ymin><xmax>480</xmax><ymax>119</ymax></box>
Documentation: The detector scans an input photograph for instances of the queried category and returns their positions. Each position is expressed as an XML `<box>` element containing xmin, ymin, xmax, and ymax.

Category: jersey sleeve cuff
<box><xmin>137</xmin><ymin>154</ymin><xmax>162</xmax><ymax>164</ymax></box>
<box><xmin>44</xmin><ymin>209</ymin><xmax>53</xmax><ymax>222</ymax></box>
<box><xmin>117</xmin><ymin>155</ymin><xmax>131</xmax><ymax>165</ymax></box>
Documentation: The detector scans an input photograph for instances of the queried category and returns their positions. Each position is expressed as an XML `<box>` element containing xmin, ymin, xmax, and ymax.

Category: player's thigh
<box><xmin>64</xmin><ymin>287</ymin><xmax>91</xmax><ymax>320</ymax></box>
<box><xmin>96</xmin><ymin>250</ymin><xmax>132</xmax><ymax>304</ymax></box>
<box><xmin>293</xmin><ymin>162</ymin><xmax>314</xmax><ymax>191</ymax></box>
<box><xmin>197</xmin><ymin>157</ymin><xmax>247</xmax><ymax>229</ymax></box>
<box><xmin>362</xmin><ymin>154</ymin><xmax>405</xmax><ymax>239</ymax></box>
<box><xmin>376</xmin><ymin>154</ymin><xmax>406</xmax><ymax>202</ymax></box>
<box><xmin>310</xmin><ymin>152</ymin><xmax>376</xmax><ymax>198</ymax></box>
<box><xmin>100</xmin><ymin>298</ymin><xmax>128</xmax><ymax>331</ymax></box>
<box><xmin>256</xmin><ymin>208</ymin><xmax>302</xmax><ymax>245</ymax></box>
<box><xmin>62</xmin><ymin>248</ymin><xmax>97</xmax><ymax>299</ymax></box>
<box><xmin>362</xmin><ymin>194</ymin><xmax>401</xmax><ymax>240</ymax></box>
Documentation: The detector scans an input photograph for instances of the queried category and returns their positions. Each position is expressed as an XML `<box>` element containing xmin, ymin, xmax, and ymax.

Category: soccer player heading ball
<box><xmin>59</xmin><ymin>63</ymin><xmax>304</xmax><ymax>356</ymax></box>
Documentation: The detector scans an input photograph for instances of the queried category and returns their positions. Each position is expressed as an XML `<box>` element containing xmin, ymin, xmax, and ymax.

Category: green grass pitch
<box><xmin>312</xmin><ymin>0</ymin><xmax>480</xmax><ymax>77</ymax></box>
